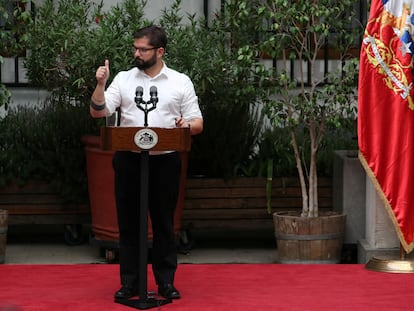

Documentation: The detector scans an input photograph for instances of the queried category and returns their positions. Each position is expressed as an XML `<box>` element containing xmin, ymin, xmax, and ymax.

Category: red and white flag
<box><xmin>358</xmin><ymin>0</ymin><xmax>414</xmax><ymax>253</ymax></box>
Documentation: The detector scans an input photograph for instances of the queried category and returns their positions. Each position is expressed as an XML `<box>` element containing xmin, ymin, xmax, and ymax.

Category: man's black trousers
<box><xmin>112</xmin><ymin>151</ymin><xmax>181</xmax><ymax>288</ymax></box>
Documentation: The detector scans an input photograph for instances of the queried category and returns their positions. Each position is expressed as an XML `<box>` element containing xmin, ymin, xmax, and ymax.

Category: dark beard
<box><xmin>135</xmin><ymin>54</ymin><xmax>157</xmax><ymax>70</ymax></box>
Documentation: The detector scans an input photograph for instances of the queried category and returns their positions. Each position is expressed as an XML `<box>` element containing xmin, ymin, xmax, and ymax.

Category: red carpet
<box><xmin>1</xmin><ymin>264</ymin><xmax>414</xmax><ymax>310</ymax></box>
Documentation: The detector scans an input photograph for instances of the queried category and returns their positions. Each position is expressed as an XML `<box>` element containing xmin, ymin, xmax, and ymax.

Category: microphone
<box><xmin>149</xmin><ymin>86</ymin><xmax>158</xmax><ymax>104</ymax></box>
<box><xmin>135</xmin><ymin>86</ymin><xmax>143</xmax><ymax>104</ymax></box>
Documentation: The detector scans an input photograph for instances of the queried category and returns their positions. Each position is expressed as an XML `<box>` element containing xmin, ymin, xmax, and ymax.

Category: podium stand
<box><xmin>100</xmin><ymin>126</ymin><xmax>191</xmax><ymax>309</ymax></box>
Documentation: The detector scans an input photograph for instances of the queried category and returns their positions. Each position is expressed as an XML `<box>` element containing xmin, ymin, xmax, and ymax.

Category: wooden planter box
<box><xmin>0</xmin><ymin>181</ymin><xmax>90</xmax><ymax>225</ymax></box>
<box><xmin>181</xmin><ymin>177</ymin><xmax>333</xmax><ymax>232</ymax></box>
<box><xmin>0</xmin><ymin>177</ymin><xmax>332</xmax><ymax>236</ymax></box>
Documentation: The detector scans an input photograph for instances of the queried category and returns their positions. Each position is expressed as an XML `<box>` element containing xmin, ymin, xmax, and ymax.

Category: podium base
<box><xmin>115</xmin><ymin>295</ymin><xmax>172</xmax><ymax>310</ymax></box>
<box><xmin>365</xmin><ymin>257</ymin><xmax>414</xmax><ymax>273</ymax></box>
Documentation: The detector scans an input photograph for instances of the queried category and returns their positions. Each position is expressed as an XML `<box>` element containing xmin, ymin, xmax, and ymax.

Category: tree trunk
<box><xmin>308</xmin><ymin>123</ymin><xmax>318</xmax><ymax>217</ymax></box>
<box><xmin>289</xmin><ymin>127</ymin><xmax>308</xmax><ymax>217</ymax></box>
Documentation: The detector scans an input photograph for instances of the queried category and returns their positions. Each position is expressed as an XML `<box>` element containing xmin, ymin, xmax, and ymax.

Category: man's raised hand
<box><xmin>96</xmin><ymin>59</ymin><xmax>110</xmax><ymax>85</ymax></box>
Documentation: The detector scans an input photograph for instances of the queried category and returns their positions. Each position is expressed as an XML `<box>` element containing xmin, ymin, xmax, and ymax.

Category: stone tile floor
<box><xmin>3</xmin><ymin>225</ymin><xmax>278</xmax><ymax>264</ymax></box>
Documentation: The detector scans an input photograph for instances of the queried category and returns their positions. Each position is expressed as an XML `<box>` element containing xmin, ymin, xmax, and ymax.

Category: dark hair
<box><xmin>133</xmin><ymin>25</ymin><xmax>167</xmax><ymax>49</ymax></box>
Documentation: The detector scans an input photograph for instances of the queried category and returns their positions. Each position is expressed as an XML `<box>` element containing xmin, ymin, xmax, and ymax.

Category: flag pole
<box><xmin>400</xmin><ymin>243</ymin><xmax>406</xmax><ymax>260</ymax></box>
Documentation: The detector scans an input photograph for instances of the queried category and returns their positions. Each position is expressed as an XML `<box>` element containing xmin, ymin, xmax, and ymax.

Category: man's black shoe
<box><xmin>158</xmin><ymin>284</ymin><xmax>181</xmax><ymax>299</ymax></box>
<box><xmin>114</xmin><ymin>286</ymin><xmax>137</xmax><ymax>299</ymax></box>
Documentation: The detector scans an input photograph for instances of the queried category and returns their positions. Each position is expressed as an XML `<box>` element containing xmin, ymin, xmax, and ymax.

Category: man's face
<box><xmin>133</xmin><ymin>37</ymin><xmax>159</xmax><ymax>70</ymax></box>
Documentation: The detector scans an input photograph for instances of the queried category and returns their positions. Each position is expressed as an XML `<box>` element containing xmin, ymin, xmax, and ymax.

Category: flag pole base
<box><xmin>365</xmin><ymin>257</ymin><xmax>414</xmax><ymax>273</ymax></box>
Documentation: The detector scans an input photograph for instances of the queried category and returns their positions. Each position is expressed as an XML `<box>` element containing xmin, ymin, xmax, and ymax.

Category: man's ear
<box><xmin>157</xmin><ymin>47</ymin><xmax>165</xmax><ymax>57</ymax></box>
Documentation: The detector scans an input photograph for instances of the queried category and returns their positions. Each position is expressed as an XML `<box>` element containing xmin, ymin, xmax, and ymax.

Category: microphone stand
<box><xmin>135</xmin><ymin>86</ymin><xmax>158</xmax><ymax>127</ymax></box>
<box><xmin>115</xmin><ymin>86</ymin><xmax>171</xmax><ymax>310</ymax></box>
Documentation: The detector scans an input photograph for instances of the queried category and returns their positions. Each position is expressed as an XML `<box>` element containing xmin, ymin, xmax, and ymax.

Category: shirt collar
<box><xmin>136</xmin><ymin>61</ymin><xmax>169</xmax><ymax>80</ymax></box>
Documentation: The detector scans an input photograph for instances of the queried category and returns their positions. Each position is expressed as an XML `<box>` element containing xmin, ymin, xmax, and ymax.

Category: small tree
<box><xmin>24</xmin><ymin>0</ymin><xmax>148</xmax><ymax>105</ymax></box>
<box><xmin>0</xmin><ymin>0</ymin><xmax>33</xmax><ymax>109</ymax></box>
<box><xmin>254</xmin><ymin>0</ymin><xmax>362</xmax><ymax>217</ymax></box>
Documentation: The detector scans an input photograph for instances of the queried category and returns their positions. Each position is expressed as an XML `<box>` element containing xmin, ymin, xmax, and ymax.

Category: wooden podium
<box><xmin>101</xmin><ymin>126</ymin><xmax>191</xmax><ymax>309</ymax></box>
<box><xmin>101</xmin><ymin>127</ymin><xmax>191</xmax><ymax>153</ymax></box>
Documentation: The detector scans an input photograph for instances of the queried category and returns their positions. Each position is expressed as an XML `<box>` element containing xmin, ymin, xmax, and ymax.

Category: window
<box><xmin>0</xmin><ymin>0</ymin><xmax>32</xmax><ymax>85</ymax></box>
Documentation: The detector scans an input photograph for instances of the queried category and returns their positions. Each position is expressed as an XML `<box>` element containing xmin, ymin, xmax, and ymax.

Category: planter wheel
<box><xmin>105</xmin><ymin>249</ymin><xmax>117</xmax><ymax>263</ymax></box>
<box><xmin>64</xmin><ymin>224</ymin><xmax>84</xmax><ymax>246</ymax></box>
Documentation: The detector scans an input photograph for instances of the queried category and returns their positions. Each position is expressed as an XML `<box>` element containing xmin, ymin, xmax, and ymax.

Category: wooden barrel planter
<box><xmin>273</xmin><ymin>211</ymin><xmax>346</xmax><ymax>264</ymax></box>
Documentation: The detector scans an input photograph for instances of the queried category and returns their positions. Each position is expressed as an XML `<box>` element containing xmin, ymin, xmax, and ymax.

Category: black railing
<box><xmin>1</xmin><ymin>0</ymin><xmax>367</xmax><ymax>87</ymax></box>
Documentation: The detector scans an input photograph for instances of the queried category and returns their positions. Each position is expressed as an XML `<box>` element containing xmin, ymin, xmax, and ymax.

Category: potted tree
<box><xmin>0</xmin><ymin>0</ymin><xmax>98</xmax><ymax>245</ymax></box>
<box><xmin>250</xmin><ymin>0</ymin><xmax>362</xmax><ymax>263</ymax></box>
<box><xmin>162</xmin><ymin>1</ymin><xmax>357</xmax><ymax>239</ymax></box>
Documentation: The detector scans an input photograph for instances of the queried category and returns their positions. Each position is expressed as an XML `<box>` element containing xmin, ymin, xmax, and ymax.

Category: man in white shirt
<box><xmin>90</xmin><ymin>25</ymin><xmax>203</xmax><ymax>300</ymax></box>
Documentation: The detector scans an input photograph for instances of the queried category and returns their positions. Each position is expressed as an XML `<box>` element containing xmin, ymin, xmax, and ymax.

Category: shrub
<box><xmin>0</xmin><ymin>97</ymin><xmax>99</xmax><ymax>202</ymax></box>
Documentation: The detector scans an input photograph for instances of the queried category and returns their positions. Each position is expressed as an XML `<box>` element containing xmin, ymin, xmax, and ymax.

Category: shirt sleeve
<box><xmin>104</xmin><ymin>73</ymin><xmax>122</xmax><ymax>114</ymax></box>
<box><xmin>180</xmin><ymin>76</ymin><xmax>203</xmax><ymax>121</ymax></box>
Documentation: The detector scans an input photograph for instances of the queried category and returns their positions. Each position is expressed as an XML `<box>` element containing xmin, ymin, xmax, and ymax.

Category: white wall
<box><xmin>97</xmin><ymin>0</ymin><xmax>220</xmax><ymax>22</ymax></box>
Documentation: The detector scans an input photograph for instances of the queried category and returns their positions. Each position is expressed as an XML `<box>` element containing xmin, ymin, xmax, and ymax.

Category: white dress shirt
<box><xmin>104</xmin><ymin>62</ymin><xmax>202</xmax><ymax>128</ymax></box>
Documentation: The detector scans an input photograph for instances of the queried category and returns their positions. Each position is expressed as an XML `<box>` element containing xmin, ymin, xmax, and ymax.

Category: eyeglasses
<box><xmin>132</xmin><ymin>46</ymin><xmax>159</xmax><ymax>54</ymax></box>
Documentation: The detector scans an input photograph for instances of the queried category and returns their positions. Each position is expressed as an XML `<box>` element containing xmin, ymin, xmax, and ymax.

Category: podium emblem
<box><xmin>134</xmin><ymin>128</ymin><xmax>158</xmax><ymax>150</ymax></box>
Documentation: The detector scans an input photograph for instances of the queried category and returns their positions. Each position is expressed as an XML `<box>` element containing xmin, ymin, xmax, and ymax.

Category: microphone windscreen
<box><xmin>136</xmin><ymin>86</ymin><xmax>143</xmax><ymax>95</ymax></box>
<box><xmin>150</xmin><ymin>86</ymin><xmax>157</xmax><ymax>95</ymax></box>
